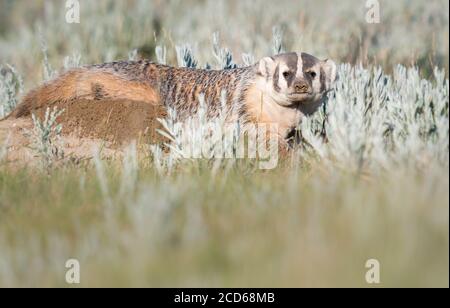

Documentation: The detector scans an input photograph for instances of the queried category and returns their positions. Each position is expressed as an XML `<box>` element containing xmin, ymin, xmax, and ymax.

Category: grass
<box><xmin>0</xmin><ymin>0</ymin><xmax>448</xmax><ymax>87</ymax></box>
<box><xmin>0</xmin><ymin>0</ymin><xmax>448</xmax><ymax>287</ymax></box>
<box><xmin>0</xmin><ymin>164</ymin><xmax>447</xmax><ymax>287</ymax></box>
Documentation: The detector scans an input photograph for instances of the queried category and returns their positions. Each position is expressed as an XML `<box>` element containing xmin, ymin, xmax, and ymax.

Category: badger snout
<box><xmin>293</xmin><ymin>80</ymin><xmax>311</xmax><ymax>94</ymax></box>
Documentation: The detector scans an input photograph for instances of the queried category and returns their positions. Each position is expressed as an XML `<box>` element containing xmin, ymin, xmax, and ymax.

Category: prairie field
<box><xmin>0</xmin><ymin>0</ymin><xmax>449</xmax><ymax>288</ymax></box>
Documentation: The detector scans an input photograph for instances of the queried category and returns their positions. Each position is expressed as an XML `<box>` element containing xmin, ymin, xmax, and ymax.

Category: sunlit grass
<box><xmin>0</xmin><ymin>164</ymin><xmax>447</xmax><ymax>287</ymax></box>
<box><xmin>0</xmin><ymin>0</ymin><xmax>448</xmax><ymax>288</ymax></box>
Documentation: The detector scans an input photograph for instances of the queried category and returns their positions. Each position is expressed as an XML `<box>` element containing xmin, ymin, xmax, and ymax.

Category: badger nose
<box><xmin>294</xmin><ymin>81</ymin><xmax>310</xmax><ymax>93</ymax></box>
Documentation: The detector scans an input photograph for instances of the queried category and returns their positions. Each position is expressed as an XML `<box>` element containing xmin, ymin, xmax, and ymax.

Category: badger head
<box><xmin>256</xmin><ymin>52</ymin><xmax>337</xmax><ymax>108</ymax></box>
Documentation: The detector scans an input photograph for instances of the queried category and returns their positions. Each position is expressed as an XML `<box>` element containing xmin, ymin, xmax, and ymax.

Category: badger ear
<box><xmin>321</xmin><ymin>59</ymin><xmax>337</xmax><ymax>90</ymax></box>
<box><xmin>257</xmin><ymin>57</ymin><xmax>276</xmax><ymax>78</ymax></box>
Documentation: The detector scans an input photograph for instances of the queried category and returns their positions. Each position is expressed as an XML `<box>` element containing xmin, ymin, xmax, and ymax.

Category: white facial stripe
<box><xmin>296</xmin><ymin>52</ymin><xmax>303</xmax><ymax>78</ymax></box>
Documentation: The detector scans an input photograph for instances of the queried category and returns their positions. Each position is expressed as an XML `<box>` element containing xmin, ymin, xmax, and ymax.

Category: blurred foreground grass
<box><xmin>0</xmin><ymin>164</ymin><xmax>448</xmax><ymax>287</ymax></box>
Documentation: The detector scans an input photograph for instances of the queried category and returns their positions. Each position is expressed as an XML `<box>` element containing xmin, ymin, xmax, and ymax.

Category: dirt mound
<box><xmin>32</xmin><ymin>99</ymin><xmax>168</xmax><ymax>145</ymax></box>
<box><xmin>0</xmin><ymin>99</ymin><xmax>168</xmax><ymax>167</ymax></box>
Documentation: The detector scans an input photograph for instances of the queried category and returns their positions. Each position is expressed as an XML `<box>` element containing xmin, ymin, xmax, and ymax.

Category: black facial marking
<box><xmin>284</xmin><ymin>52</ymin><xmax>298</xmax><ymax>73</ymax></box>
<box><xmin>274</xmin><ymin>52</ymin><xmax>298</xmax><ymax>88</ymax></box>
<box><xmin>300</xmin><ymin>53</ymin><xmax>320</xmax><ymax>89</ymax></box>
<box><xmin>320</xmin><ymin>67</ymin><xmax>326</xmax><ymax>92</ymax></box>
<box><xmin>284</xmin><ymin>71</ymin><xmax>296</xmax><ymax>87</ymax></box>
<box><xmin>273</xmin><ymin>65</ymin><xmax>281</xmax><ymax>92</ymax></box>
<box><xmin>301</xmin><ymin>53</ymin><xmax>319</xmax><ymax>71</ymax></box>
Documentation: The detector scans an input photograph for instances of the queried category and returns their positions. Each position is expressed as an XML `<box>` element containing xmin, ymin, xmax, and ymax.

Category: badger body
<box><xmin>8</xmin><ymin>52</ymin><xmax>336</xmax><ymax>139</ymax></box>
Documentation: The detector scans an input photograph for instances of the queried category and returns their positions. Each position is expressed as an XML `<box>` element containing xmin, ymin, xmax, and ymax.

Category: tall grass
<box><xmin>149</xmin><ymin>53</ymin><xmax>449</xmax><ymax>174</ymax></box>
<box><xmin>0</xmin><ymin>64</ymin><xmax>23</xmax><ymax>118</ymax></box>
<box><xmin>0</xmin><ymin>41</ymin><xmax>446</xmax><ymax>287</ymax></box>
<box><xmin>0</xmin><ymin>0</ymin><xmax>448</xmax><ymax>287</ymax></box>
<box><xmin>24</xmin><ymin>107</ymin><xmax>65</xmax><ymax>170</ymax></box>
<box><xmin>0</xmin><ymin>0</ymin><xmax>448</xmax><ymax>88</ymax></box>
<box><xmin>0</xmin><ymin>163</ymin><xmax>447</xmax><ymax>287</ymax></box>
<box><xmin>298</xmin><ymin>64</ymin><xmax>449</xmax><ymax>172</ymax></box>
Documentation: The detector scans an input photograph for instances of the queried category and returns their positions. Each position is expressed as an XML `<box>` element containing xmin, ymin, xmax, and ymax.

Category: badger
<box><xmin>6</xmin><ymin>52</ymin><xmax>336</xmax><ymax>141</ymax></box>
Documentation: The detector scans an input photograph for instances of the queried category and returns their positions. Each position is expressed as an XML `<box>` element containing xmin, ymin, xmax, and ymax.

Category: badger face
<box><xmin>256</xmin><ymin>52</ymin><xmax>337</xmax><ymax>108</ymax></box>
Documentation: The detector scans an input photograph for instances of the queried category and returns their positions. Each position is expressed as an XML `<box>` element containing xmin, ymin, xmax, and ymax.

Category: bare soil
<box><xmin>0</xmin><ymin>99</ymin><xmax>168</xmax><ymax>166</ymax></box>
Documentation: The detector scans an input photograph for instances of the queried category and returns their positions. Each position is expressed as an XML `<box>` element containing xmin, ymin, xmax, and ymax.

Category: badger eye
<box><xmin>282</xmin><ymin>71</ymin><xmax>291</xmax><ymax>79</ymax></box>
<box><xmin>308</xmin><ymin>71</ymin><xmax>317</xmax><ymax>79</ymax></box>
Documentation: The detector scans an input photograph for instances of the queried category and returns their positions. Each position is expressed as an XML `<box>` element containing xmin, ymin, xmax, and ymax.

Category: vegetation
<box><xmin>0</xmin><ymin>0</ymin><xmax>448</xmax><ymax>287</ymax></box>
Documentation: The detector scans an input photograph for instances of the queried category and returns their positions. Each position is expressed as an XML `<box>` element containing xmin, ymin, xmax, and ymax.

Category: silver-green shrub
<box><xmin>0</xmin><ymin>65</ymin><xmax>23</xmax><ymax>119</ymax></box>
<box><xmin>299</xmin><ymin>64</ymin><xmax>449</xmax><ymax>172</ymax></box>
<box><xmin>25</xmin><ymin>107</ymin><xmax>65</xmax><ymax>169</ymax></box>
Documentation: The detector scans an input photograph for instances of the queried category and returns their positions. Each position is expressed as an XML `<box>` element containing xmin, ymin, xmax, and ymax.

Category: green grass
<box><xmin>0</xmin><ymin>164</ymin><xmax>448</xmax><ymax>287</ymax></box>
